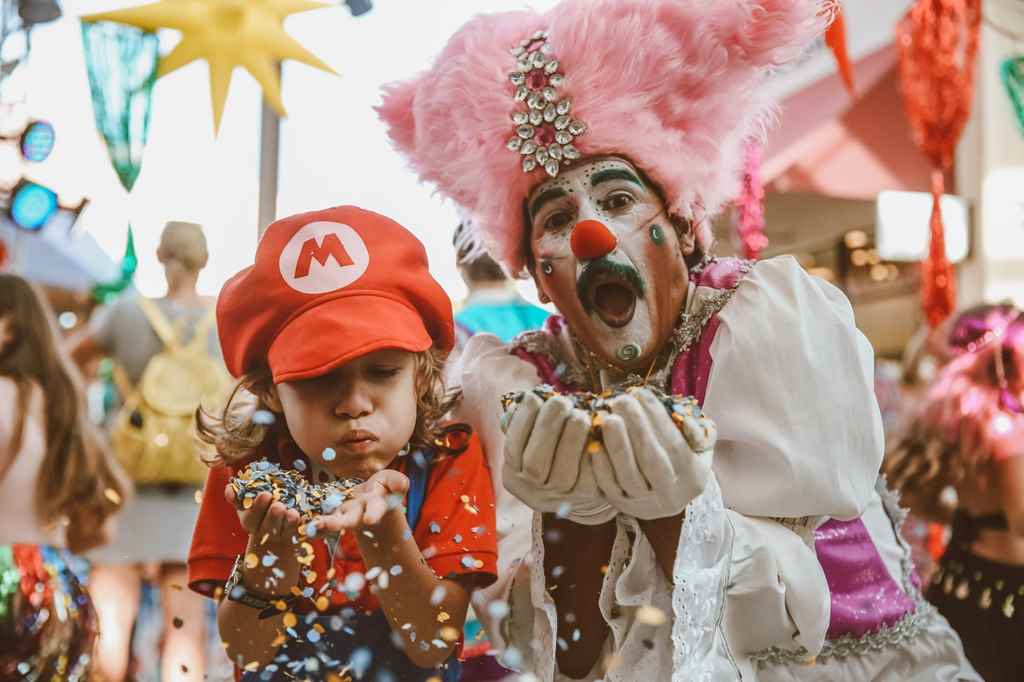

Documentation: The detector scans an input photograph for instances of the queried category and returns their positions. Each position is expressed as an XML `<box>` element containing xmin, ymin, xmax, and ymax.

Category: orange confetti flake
<box><xmin>104</xmin><ymin>488</ymin><xmax>122</xmax><ymax>506</ymax></box>
<box><xmin>439</xmin><ymin>626</ymin><xmax>460</xmax><ymax>642</ymax></box>
<box><xmin>271</xmin><ymin>632</ymin><xmax>286</xmax><ymax>647</ymax></box>
<box><xmin>316</xmin><ymin>596</ymin><xmax>330</xmax><ymax>611</ymax></box>
<box><xmin>283</xmin><ymin>612</ymin><xmax>297</xmax><ymax>628</ymax></box>
<box><xmin>244</xmin><ymin>553</ymin><xmax>258</xmax><ymax>569</ymax></box>
<box><xmin>437</xmin><ymin>611</ymin><xmax>450</xmax><ymax>623</ymax></box>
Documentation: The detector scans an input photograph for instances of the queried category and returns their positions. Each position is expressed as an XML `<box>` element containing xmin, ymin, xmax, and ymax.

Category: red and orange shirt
<box><xmin>188</xmin><ymin>428</ymin><xmax>497</xmax><ymax>615</ymax></box>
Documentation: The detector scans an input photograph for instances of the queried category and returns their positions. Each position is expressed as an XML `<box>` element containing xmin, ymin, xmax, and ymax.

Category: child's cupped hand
<box><xmin>225</xmin><ymin>486</ymin><xmax>302</xmax><ymax>546</ymax></box>
<box><xmin>313</xmin><ymin>469</ymin><xmax>410</xmax><ymax>534</ymax></box>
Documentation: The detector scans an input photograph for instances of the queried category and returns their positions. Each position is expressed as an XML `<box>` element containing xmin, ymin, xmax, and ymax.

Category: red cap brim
<box><xmin>268</xmin><ymin>293</ymin><xmax>433</xmax><ymax>384</ymax></box>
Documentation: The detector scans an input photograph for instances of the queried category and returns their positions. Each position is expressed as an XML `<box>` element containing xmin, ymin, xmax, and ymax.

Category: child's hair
<box><xmin>885</xmin><ymin>304</ymin><xmax>1024</xmax><ymax>514</ymax></box>
<box><xmin>197</xmin><ymin>347</ymin><xmax>461</xmax><ymax>467</ymax></box>
<box><xmin>0</xmin><ymin>274</ymin><xmax>130</xmax><ymax>553</ymax></box>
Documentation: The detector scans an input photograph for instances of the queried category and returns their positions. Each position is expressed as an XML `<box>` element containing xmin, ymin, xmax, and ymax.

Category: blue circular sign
<box><xmin>10</xmin><ymin>181</ymin><xmax>58</xmax><ymax>231</ymax></box>
<box><xmin>20</xmin><ymin>121</ymin><xmax>56</xmax><ymax>162</ymax></box>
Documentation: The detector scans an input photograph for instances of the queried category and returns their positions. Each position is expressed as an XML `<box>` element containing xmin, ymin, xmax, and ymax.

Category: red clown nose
<box><xmin>570</xmin><ymin>220</ymin><xmax>617</xmax><ymax>261</ymax></box>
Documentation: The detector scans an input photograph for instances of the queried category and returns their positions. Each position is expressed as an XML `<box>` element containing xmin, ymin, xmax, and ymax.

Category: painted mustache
<box><xmin>576</xmin><ymin>258</ymin><xmax>646</xmax><ymax>314</ymax></box>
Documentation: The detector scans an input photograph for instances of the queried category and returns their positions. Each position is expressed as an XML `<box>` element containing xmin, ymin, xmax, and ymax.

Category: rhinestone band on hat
<box><xmin>505</xmin><ymin>30</ymin><xmax>588</xmax><ymax>178</ymax></box>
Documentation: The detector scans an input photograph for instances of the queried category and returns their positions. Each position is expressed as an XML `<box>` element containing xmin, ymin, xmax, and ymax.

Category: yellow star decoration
<box><xmin>83</xmin><ymin>0</ymin><xmax>337</xmax><ymax>132</ymax></box>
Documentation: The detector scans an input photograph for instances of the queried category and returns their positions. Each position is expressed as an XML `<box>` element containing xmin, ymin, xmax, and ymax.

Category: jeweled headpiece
<box><xmin>505</xmin><ymin>30</ymin><xmax>586</xmax><ymax>177</ymax></box>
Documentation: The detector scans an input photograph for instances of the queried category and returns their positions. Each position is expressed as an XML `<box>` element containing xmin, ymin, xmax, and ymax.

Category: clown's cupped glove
<box><xmin>501</xmin><ymin>389</ymin><xmax>617</xmax><ymax>525</ymax></box>
<box><xmin>595</xmin><ymin>387</ymin><xmax>716</xmax><ymax>519</ymax></box>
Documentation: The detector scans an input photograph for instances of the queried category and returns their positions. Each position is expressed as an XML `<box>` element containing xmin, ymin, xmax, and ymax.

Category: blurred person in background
<box><xmin>453</xmin><ymin>220</ymin><xmax>549</xmax><ymax>349</ymax></box>
<box><xmin>886</xmin><ymin>303</ymin><xmax>1024</xmax><ymax>682</ymax></box>
<box><xmin>70</xmin><ymin>221</ymin><xmax>229</xmax><ymax>682</ymax></box>
<box><xmin>0</xmin><ymin>273</ymin><xmax>130</xmax><ymax>680</ymax></box>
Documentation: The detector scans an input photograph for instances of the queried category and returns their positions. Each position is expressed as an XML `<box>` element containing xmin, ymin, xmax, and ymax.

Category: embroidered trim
<box><xmin>509</xmin><ymin>329</ymin><xmax>589</xmax><ymax>389</ymax></box>
<box><xmin>751</xmin><ymin>599</ymin><xmax>940</xmax><ymax>667</ymax></box>
<box><xmin>752</xmin><ymin>477</ymin><xmax>937</xmax><ymax>667</ymax></box>
<box><xmin>768</xmin><ymin>516</ymin><xmax>825</xmax><ymax>549</ymax></box>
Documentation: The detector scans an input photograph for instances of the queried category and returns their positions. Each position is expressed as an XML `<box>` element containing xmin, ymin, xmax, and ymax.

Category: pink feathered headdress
<box><xmin>378</xmin><ymin>0</ymin><xmax>832</xmax><ymax>273</ymax></box>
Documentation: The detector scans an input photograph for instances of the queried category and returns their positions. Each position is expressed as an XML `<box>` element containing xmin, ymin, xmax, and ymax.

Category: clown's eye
<box><xmin>602</xmin><ymin>192</ymin><xmax>635</xmax><ymax>211</ymax></box>
<box><xmin>544</xmin><ymin>210</ymin><xmax>573</xmax><ymax>232</ymax></box>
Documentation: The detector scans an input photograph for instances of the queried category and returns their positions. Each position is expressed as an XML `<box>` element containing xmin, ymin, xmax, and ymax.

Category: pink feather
<box><xmin>378</xmin><ymin>0</ymin><xmax>831</xmax><ymax>273</ymax></box>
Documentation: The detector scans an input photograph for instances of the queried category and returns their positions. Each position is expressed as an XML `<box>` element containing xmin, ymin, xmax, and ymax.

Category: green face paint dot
<box><xmin>650</xmin><ymin>224</ymin><xmax>665</xmax><ymax>245</ymax></box>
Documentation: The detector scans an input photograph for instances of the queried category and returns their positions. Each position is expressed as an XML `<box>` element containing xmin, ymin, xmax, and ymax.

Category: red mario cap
<box><xmin>217</xmin><ymin>206</ymin><xmax>454</xmax><ymax>383</ymax></box>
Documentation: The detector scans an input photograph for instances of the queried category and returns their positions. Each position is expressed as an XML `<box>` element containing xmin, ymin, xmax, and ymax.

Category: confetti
<box><xmin>293</xmin><ymin>458</ymin><xmax>307</xmax><ymax>472</ymax></box>
<box><xmin>194</xmin><ymin>490</ymin><xmax>203</xmax><ymax>504</ymax></box>
<box><xmin>316</xmin><ymin>596</ymin><xmax>330</xmax><ymax>611</ymax></box>
<box><xmin>453</xmin><ymin>534</ymin><xmax>463</xmax><ymax>544</ymax></box>
<box><xmin>244</xmin><ymin>553</ymin><xmax>259</xmax><ymax>569</ymax></box>
<box><xmin>344</xmin><ymin>573</ymin><xmax>366</xmax><ymax>593</ymax></box>
<box><xmin>252</xmin><ymin>410</ymin><xmax>276</xmax><ymax>425</ymax></box>
<box><xmin>556</xmin><ymin>502</ymin><xmax>572</xmax><ymax>519</ymax></box>
<box><xmin>307</xmin><ymin>629</ymin><xmax>322</xmax><ymax>643</ymax></box>
<box><xmin>271</xmin><ymin>632</ymin><xmax>286</xmax><ymax>647</ymax></box>
<box><xmin>228</xmin><ymin>459</ymin><xmax>361</xmax><ymax>525</ymax></box>
<box><xmin>500</xmin><ymin>647</ymin><xmax>523</xmax><ymax>669</ymax></box>
<box><xmin>487</xmin><ymin>600</ymin><xmax>510</xmax><ymax>620</ymax></box>
<box><xmin>430</xmin><ymin>585</ymin><xmax>446</xmax><ymax>605</ymax></box>
<box><xmin>437</xmin><ymin>611</ymin><xmax>450</xmax><ymax>623</ymax></box>
<box><xmin>551</xmin><ymin>565</ymin><xmax>565</xmax><ymax>578</ymax></box>
<box><xmin>439</xmin><ymin>626</ymin><xmax>460</xmax><ymax>642</ymax></box>
<box><xmin>636</xmin><ymin>605</ymin><xmax>667</xmax><ymax>626</ymax></box>
<box><xmin>261</xmin><ymin>552</ymin><xmax>278</xmax><ymax>567</ymax></box>
<box><xmin>501</xmin><ymin>385</ymin><xmax>712</xmax><ymax>450</ymax></box>
<box><xmin>283</xmin><ymin>613</ymin><xmax>298</xmax><ymax>628</ymax></box>
<box><xmin>104</xmin><ymin>488</ymin><xmax>122</xmax><ymax>506</ymax></box>
<box><xmin>322</xmin><ymin>447</ymin><xmax>337</xmax><ymax>462</ymax></box>
<box><xmin>428</xmin><ymin>521</ymin><xmax>441</xmax><ymax>534</ymax></box>
<box><xmin>390</xmin><ymin>565</ymin><xmax>403</xmax><ymax>576</ymax></box>
<box><xmin>365</xmin><ymin>567</ymin><xmax>382</xmax><ymax>581</ymax></box>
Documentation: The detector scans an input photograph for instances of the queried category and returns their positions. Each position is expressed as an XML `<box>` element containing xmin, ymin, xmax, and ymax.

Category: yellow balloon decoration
<box><xmin>82</xmin><ymin>0</ymin><xmax>337</xmax><ymax>132</ymax></box>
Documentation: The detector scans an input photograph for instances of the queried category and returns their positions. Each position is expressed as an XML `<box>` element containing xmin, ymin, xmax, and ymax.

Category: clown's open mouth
<box><xmin>578</xmin><ymin>260</ymin><xmax>645</xmax><ymax>329</ymax></box>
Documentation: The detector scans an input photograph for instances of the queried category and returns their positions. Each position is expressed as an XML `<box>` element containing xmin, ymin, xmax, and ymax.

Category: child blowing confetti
<box><xmin>187</xmin><ymin>206</ymin><xmax>498</xmax><ymax>681</ymax></box>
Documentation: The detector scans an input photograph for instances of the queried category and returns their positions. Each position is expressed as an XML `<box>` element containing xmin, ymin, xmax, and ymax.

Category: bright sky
<box><xmin>19</xmin><ymin>0</ymin><xmax>562</xmax><ymax>302</ymax></box>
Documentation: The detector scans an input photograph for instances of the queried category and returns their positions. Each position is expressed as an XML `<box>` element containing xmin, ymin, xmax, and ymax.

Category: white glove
<box><xmin>502</xmin><ymin>391</ymin><xmax>616</xmax><ymax>525</ymax></box>
<box><xmin>591</xmin><ymin>388</ymin><xmax>716</xmax><ymax>520</ymax></box>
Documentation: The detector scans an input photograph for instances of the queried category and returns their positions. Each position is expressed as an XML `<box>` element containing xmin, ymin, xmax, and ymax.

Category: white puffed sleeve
<box><xmin>721</xmin><ymin>513</ymin><xmax>830</xmax><ymax>661</ymax></box>
<box><xmin>704</xmin><ymin>256</ymin><xmax>884</xmax><ymax>520</ymax></box>
<box><xmin>449</xmin><ymin>334</ymin><xmax>547</xmax><ymax>660</ymax></box>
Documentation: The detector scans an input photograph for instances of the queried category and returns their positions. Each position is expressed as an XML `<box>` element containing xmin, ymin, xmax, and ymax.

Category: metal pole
<box><xmin>258</xmin><ymin>62</ymin><xmax>282</xmax><ymax>238</ymax></box>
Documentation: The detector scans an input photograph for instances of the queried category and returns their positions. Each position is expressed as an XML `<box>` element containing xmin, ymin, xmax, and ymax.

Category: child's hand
<box><xmin>225</xmin><ymin>485</ymin><xmax>301</xmax><ymax>547</ymax></box>
<box><xmin>314</xmin><ymin>470</ymin><xmax>410</xmax><ymax>533</ymax></box>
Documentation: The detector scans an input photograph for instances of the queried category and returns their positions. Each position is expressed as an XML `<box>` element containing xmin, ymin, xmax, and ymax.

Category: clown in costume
<box><xmin>378</xmin><ymin>0</ymin><xmax>979</xmax><ymax>680</ymax></box>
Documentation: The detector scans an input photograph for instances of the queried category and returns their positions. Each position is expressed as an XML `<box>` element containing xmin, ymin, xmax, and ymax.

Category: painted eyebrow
<box><xmin>529</xmin><ymin>187</ymin><xmax>569</xmax><ymax>219</ymax></box>
<box><xmin>591</xmin><ymin>168</ymin><xmax>644</xmax><ymax>188</ymax></box>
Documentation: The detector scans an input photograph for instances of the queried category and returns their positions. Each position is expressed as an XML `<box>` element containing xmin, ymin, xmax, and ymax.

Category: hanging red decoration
<box><xmin>826</xmin><ymin>2</ymin><xmax>856</xmax><ymax>98</ymax></box>
<box><xmin>735</xmin><ymin>141</ymin><xmax>767</xmax><ymax>261</ymax></box>
<box><xmin>897</xmin><ymin>0</ymin><xmax>981</xmax><ymax>328</ymax></box>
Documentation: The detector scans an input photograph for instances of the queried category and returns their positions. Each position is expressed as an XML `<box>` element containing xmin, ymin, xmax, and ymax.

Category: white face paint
<box><xmin>527</xmin><ymin>156</ymin><xmax>694</xmax><ymax>372</ymax></box>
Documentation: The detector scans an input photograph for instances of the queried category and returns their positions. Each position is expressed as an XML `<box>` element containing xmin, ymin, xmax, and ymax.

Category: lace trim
<box><xmin>670</xmin><ymin>476</ymin><xmax>736</xmax><ymax>681</ymax></box>
<box><xmin>524</xmin><ymin>510</ymin><xmax>557</xmax><ymax>682</ymax></box>
<box><xmin>752</xmin><ymin>477</ymin><xmax>936</xmax><ymax>667</ymax></box>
